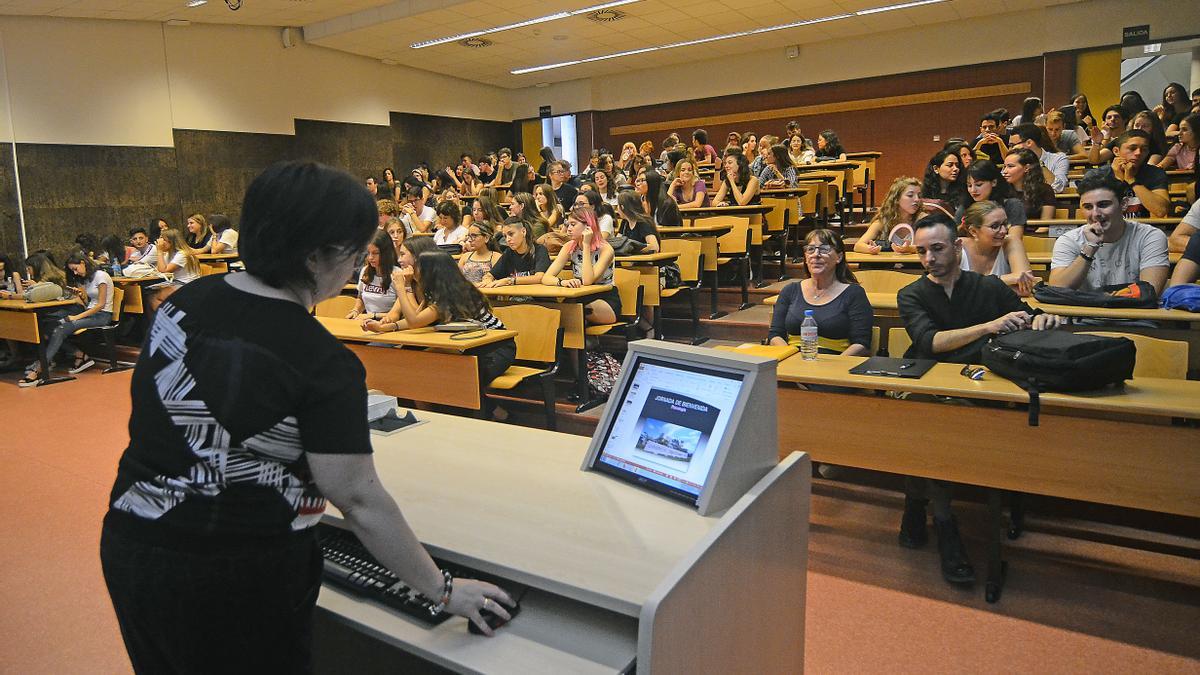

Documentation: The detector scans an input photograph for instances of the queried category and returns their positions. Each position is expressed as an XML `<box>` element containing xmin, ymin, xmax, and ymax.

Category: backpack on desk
<box><xmin>981</xmin><ymin>330</ymin><xmax>1135</xmax><ymax>425</ymax></box>
<box><xmin>1161</xmin><ymin>284</ymin><xmax>1200</xmax><ymax>312</ymax></box>
<box><xmin>1033</xmin><ymin>281</ymin><xmax>1158</xmax><ymax>309</ymax></box>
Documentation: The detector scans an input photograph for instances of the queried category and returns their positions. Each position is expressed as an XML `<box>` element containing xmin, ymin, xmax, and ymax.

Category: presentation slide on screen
<box><xmin>598</xmin><ymin>360</ymin><xmax>742</xmax><ymax>496</ymax></box>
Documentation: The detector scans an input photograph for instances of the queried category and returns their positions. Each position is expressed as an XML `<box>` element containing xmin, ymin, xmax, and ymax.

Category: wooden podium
<box><xmin>314</xmin><ymin>411</ymin><xmax>810</xmax><ymax>674</ymax></box>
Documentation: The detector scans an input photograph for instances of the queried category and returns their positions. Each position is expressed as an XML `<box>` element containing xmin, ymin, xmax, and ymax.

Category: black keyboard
<box><xmin>316</xmin><ymin>522</ymin><xmax>457</xmax><ymax>626</ymax></box>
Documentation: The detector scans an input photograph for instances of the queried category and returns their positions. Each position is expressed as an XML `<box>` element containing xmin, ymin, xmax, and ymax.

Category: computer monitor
<box><xmin>582</xmin><ymin>341</ymin><xmax>779</xmax><ymax>516</ymax></box>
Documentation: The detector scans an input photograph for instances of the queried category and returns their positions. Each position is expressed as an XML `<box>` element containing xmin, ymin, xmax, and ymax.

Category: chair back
<box><xmin>870</xmin><ymin>325</ymin><xmax>880</xmax><ymax>356</ymax></box>
<box><xmin>712</xmin><ymin>217</ymin><xmax>750</xmax><ymax>254</ymax></box>
<box><xmin>199</xmin><ymin>263</ymin><xmax>217</xmax><ymax>276</ymax></box>
<box><xmin>762</xmin><ymin>198</ymin><xmax>788</xmax><ymax>233</ymax></box>
<box><xmin>661</xmin><ymin>239</ymin><xmax>701</xmax><ymax>283</ymax></box>
<box><xmin>1022</xmin><ymin>236</ymin><xmax>1056</xmax><ymax>253</ymax></box>
<box><xmin>492</xmin><ymin>304</ymin><xmax>561</xmax><ymax>364</ymax></box>
<box><xmin>849</xmin><ymin>161</ymin><xmax>869</xmax><ymax>190</ymax></box>
<box><xmin>109</xmin><ymin>286</ymin><xmax>125</xmax><ymax>323</ymax></box>
<box><xmin>314</xmin><ymin>294</ymin><xmax>358</xmax><ymax>318</ymax></box>
<box><xmin>797</xmin><ymin>179</ymin><xmax>821</xmax><ymax>217</ymax></box>
<box><xmin>855</xmin><ymin>269</ymin><xmax>921</xmax><ymax>294</ymax></box>
<box><xmin>612</xmin><ymin>267</ymin><xmax>642</xmax><ymax>320</ymax></box>
<box><xmin>1080</xmin><ymin>332</ymin><xmax>1189</xmax><ymax>379</ymax></box>
<box><xmin>1054</xmin><ymin>207</ymin><xmax>1072</xmax><ymax>219</ymax></box>
<box><xmin>888</xmin><ymin>326</ymin><xmax>912</xmax><ymax>358</ymax></box>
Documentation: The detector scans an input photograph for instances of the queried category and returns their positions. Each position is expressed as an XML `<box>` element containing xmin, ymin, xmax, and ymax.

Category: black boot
<box><xmin>934</xmin><ymin>516</ymin><xmax>976</xmax><ymax>585</ymax></box>
<box><xmin>898</xmin><ymin>496</ymin><xmax>928</xmax><ymax>548</ymax></box>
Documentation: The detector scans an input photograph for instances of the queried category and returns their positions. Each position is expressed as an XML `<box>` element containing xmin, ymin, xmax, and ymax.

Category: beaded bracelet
<box><xmin>428</xmin><ymin>569</ymin><xmax>453</xmax><ymax>615</ymax></box>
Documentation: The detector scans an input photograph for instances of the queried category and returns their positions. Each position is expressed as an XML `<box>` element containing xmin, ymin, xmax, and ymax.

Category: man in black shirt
<box><xmin>971</xmin><ymin>113</ymin><xmax>1008</xmax><ymax>166</ymax></box>
<box><xmin>896</xmin><ymin>213</ymin><xmax>1064</xmax><ymax>585</ymax></box>
<box><xmin>1110</xmin><ymin>130</ymin><xmax>1170</xmax><ymax>218</ymax></box>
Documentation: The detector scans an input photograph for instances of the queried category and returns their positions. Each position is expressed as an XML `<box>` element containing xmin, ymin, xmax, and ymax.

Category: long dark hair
<box><xmin>579</xmin><ymin>188</ymin><xmax>615</xmax><ymax>220</ymax></box>
<box><xmin>1162</xmin><ymin>82</ymin><xmax>1190</xmax><ymax>122</ymax></box>
<box><xmin>722</xmin><ymin>152</ymin><xmax>752</xmax><ymax>188</ymax></box>
<box><xmin>362</xmin><ymin>230</ymin><xmax>397</xmax><ymax>291</ymax></box>
<box><xmin>25</xmin><ymin>251</ymin><xmax>65</xmax><ymax>285</ymax></box>
<box><xmin>768</xmin><ymin>143</ymin><xmax>791</xmax><ymax>171</ymax></box>
<box><xmin>99</xmin><ymin>234</ymin><xmax>125</xmax><ymax>265</ymax></box>
<box><xmin>475</xmin><ymin>194</ymin><xmax>506</xmax><ymax>226</ymax></box>
<box><xmin>593</xmin><ymin>169</ymin><xmax>616</xmax><ymax>199</ymax></box>
<box><xmin>817</xmin><ymin>130</ymin><xmax>844</xmax><ymax>158</ymax></box>
<box><xmin>921</xmin><ymin>149</ymin><xmax>966</xmax><ymax>204</ymax></box>
<box><xmin>802</xmin><ymin>229</ymin><xmax>856</xmax><ymax>284</ymax></box>
<box><xmin>511</xmin><ymin>162</ymin><xmax>534</xmax><ymax>195</ymax></box>
<box><xmin>1020</xmin><ymin>96</ymin><xmax>1042</xmax><ymax>122</ymax></box>
<box><xmin>617</xmin><ymin>190</ymin><xmax>658</xmax><ymax>238</ymax></box>
<box><xmin>642</xmin><ymin>171</ymin><xmax>668</xmax><ymax>216</ymax></box>
<box><xmin>512</xmin><ymin>192</ymin><xmax>550</xmax><ymax>234</ymax></box>
<box><xmin>503</xmin><ymin>219</ymin><xmax>537</xmax><ymax>264</ymax></box>
<box><xmin>65</xmin><ymin>249</ymin><xmax>99</xmax><ymax>286</ymax></box>
<box><xmin>1072</xmin><ymin>93</ymin><xmax>1094</xmax><ymax>128</ymax></box>
<box><xmin>965</xmin><ymin>160</ymin><xmax>1014</xmax><ymax>206</ymax></box>
<box><xmin>1005</xmin><ymin>148</ymin><xmax>1054</xmax><ymax>212</ymax></box>
<box><xmin>415</xmin><ymin>250</ymin><xmax>490</xmax><ymax>323</ymax></box>
<box><xmin>1120</xmin><ymin>91</ymin><xmax>1151</xmax><ymax>116</ymax></box>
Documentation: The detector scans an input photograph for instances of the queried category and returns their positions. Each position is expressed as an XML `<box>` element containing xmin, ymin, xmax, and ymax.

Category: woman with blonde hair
<box><xmin>184</xmin><ymin>213</ymin><xmax>214</xmax><ymax>253</ymax></box>
<box><xmin>855</xmin><ymin>177</ymin><xmax>924</xmax><ymax>254</ymax></box>
<box><xmin>149</xmin><ymin>228</ymin><xmax>200</xmax><ymax>309</ymax></box>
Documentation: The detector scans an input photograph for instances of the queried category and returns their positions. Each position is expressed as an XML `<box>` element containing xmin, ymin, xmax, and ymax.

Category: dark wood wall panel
<box><xmin>390</xmin><ymin>112</ymin><xmax>513</xmax><ymax>176</ymax></box>
<box><xmin>596</xmin><ymin>57</ymin><xmax>1044</xmax><ymax>191</ymax></box>
<box><xmin>173</xmin><ymin>128</ymin><xmax>296</xmax><ymax>228</ymax></box>
<box><xmin>294</xmin><ymin>119</ymin><xmax>391</xmax><ymax>185</ymax></box>
<box><xmin>17</xmin><ymin>143</ymin><xmax>180</xmax><ymax>257</ymax></box>
<box><xmin>0</xmin><ymin>144</ymin><xmax>21</xmax><ymax>258</ymax></box>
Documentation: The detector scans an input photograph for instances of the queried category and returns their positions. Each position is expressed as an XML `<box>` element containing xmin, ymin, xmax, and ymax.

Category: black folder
<box><xmin>848</xmin><ymin>356</ymin><xmax>936</xmax><ymax>379</ymax></box>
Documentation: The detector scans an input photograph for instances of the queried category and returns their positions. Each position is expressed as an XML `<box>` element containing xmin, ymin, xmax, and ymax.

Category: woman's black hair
<box><xmin>1181</xmin><ymin>113</ymin><xmax>1200</xmax><ymax>147</ymax></box>
<box><xmin>0</xmin><ymin>253</ymin><xmax>16</xmax><ymax>281</ymax></box>
<box><xmin>503</xmin><ymin>218</ymin><xmax>537</xmax><ymax>265</ymax></box>
<box><xmin>1119</xmin><ymin>91</ymin><xmax>1150</xmax><ymax>116</ymax></box>
<box><xmin>593</xmin><ymin>169</ymin><xmax>616</xmax><ymax>199</ymax></box>
<box><xmin>475</xmin><ymin>193</ymin><xmax>507</xmax><ymax>226</ymax></box>
<box><xmin>817</xmin><ymin>130</ymin><xmax>844</xmax><ymax>158</ymax></box>
<box><xmin>1005</xmin><ymin>147</ymin><xmax>1055</xmax><ymax>213</ymax></box>
<box><xmin>912</xmin><ymin>211</ymin><xmax>958</xmax><ymax>240</ymax></box>
<box><xmin>209</xmin><ymin>214</ymin><xmax>233</xmax><ymax>233</ymax></box>
<box><xmin>402</xmin><ymin>233</ymin><xmax>439</xmax><ymax>260</ymax></box>
<box><xmin>539</xmin><ymin>146</ymin><xmax>556</xmax><ymax>163</ymax></box>
<box><xmin>1162</xmin><ymin>82</ymin><xmax>1190</xmax><ymax>121</ymax></box>
<box><xmin>1020</xmin><ymin>96</ymin><xmax>1042</xmax><ymax>122</ymax></box>
<box><xmin>964</xmin><ymin>159</ymin><xmax>1014</xmax><ymax>204</ymax></box>
<box><xmin>510</xmin><ymin>162</ymin><xmax>534</xmax><ymax>195</ymax></box>
<box><xmin>432</xmin><ymin>168</ymin><xmax>457</xmax><ymax>193</ymax></box>
<box><xmin>362</xmin><ymin>230</ymin><xmax>397</xmax><ymax>291</ymax></box>
<box><xmin>642</xmin><ymin>171</ymin><xmax>667</xmax><ymax>216</ymax></box>
<box><xmin>722</xmin><ymin>151</ymin><xmax>752</xmax><ymax>188</ymax></box>
<box><xmin>99</xmin><ymin>234</ymin><xmax>124</xmax><ymax>264</ymax></box>
<box><xmin>579</xmin><ymin>188</ymin><xmax>616</xmax><ymax>220</ymax></box>
<box><xmin>149</xmin><ymin>217</ymin><xmax>170</xmax><ymax>231</ymax></box>
<box><xmin>239</xmin><ymin>160</ymin><xmax>378</xmax><ymax>290</ymax></box>
<box><xmin>921</xmin><ymin>149</ymin><xmax>966</xmax><ymax>204</ymax></box>
<box><xmin>768</xmin><ymin>143</ymin><xmax>791</xmax><ymax>171</ymax></box>
<box><xmin>435</xmin><ymin>200</ymin><xmax>462</xmax><ymax>226</ymax></box>
<box><xmin>64</xmin><ymin>248</ymin><xmax>98</xmax><ymax>285</ymax></box>
<box><xmin>415</xmin><ymin>250</ymin><xmax>490</xmax><ymax>324</ymax></box>
<box><xmin>617</xmin><ymin>190</ymin><xmax>658</xmax><ymax>239</ymax></box>
<box><xmin>1071</xmin><ymin>93</ymin><xmax>1093</xmax><ymax>126</ymax></box>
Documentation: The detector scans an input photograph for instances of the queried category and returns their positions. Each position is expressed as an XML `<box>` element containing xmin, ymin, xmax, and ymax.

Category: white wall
<box><xmin>0</xmin><ymin>15</ymin><xmax>513</xmax><ymax>146</ymax></box>
<box><xmin>510</xmin><ymin>0</ymin><xmax>1200</xmax><ymax>117</ymax></box>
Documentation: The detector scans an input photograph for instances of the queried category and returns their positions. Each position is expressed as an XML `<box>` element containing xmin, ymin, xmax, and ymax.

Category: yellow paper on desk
<box><xmin>713</xmin><ymin>343</ymin><xmax>798</xmax><ymax>361</ymax></box>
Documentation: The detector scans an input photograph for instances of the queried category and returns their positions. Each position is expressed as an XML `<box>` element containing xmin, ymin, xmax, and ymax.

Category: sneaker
<box><xmin>898</xmin><ymin>497</ymin><xmax>928</xmax><ymax>548</ymax></box>
<box><xmin>68</xmin><ymin>357</ymin><xmax>95</xmax><ymax>375</ymax></box>
<box><xmin>18</xmin><ymin>371</ymin><xmax>40</xmax><ymax>387</ymax></box>
<box><xmin>934</xmin><ymin>515</ymin><xmax>976</xmax><ymax>585</ymax></box>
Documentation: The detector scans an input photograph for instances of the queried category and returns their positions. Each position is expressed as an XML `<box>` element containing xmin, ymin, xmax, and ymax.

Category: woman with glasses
<box><xmin>768</xmin><ymin>229</ymin><xmax>873</xmax><ymax>356</ymax></box>
<box><xmin>458</xmin><ymin>221</ymin><xmax>502</xmax><ymax>284</ymax></box>
<box><xmin>959</xmin><ymin>201</ymin><xmax>1036</xmax><ymax>296</ymax></box>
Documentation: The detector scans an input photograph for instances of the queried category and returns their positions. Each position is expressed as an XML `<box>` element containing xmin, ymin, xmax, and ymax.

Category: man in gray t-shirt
<box><xmin>1049</xmin><ymin>170</ymin><xmax>1169</xmax><ymax>294</ymax></box>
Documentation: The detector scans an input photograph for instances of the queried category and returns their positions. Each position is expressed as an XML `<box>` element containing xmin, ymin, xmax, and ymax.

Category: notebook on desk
<box><xmin>848</xmin><ymin>356</ymin><xmax>936</xmax><ymax>379</ymax></box>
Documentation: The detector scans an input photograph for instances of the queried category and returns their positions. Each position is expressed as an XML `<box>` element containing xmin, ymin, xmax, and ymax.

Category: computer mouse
<box><xmin>467</xmin><ymin>599</ymin><xmax>521</xmax><ymax>635</ymax></box>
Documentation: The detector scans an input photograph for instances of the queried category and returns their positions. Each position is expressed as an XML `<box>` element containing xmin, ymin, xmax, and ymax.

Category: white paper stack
<box><xmin>367</xmin><ymin>394</ymin><xmax>399</xmax><ymax>422</ymax></box>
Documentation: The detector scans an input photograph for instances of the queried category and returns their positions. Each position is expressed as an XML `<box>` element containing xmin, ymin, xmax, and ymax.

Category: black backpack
<box><xmin>981</xmin><ymin>330</ymin><xmax>1135</xmax><ymax>425</ymax></box>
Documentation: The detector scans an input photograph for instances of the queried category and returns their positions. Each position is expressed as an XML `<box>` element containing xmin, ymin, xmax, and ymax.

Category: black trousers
<box><xmin>471</xmin><ymin>338</ymin><xmax>517</xmax><ymax>387</ymax></box>
<box><xmin>100</xmin><ymin>522</ymin><xmax>323</xmax><ymax>675</ymax></box>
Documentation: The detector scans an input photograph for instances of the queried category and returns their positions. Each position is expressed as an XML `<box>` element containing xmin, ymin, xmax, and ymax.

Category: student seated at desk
<box><xmin>432</xmin><ymin>201</ymin><xmax>468</xmax><ymax>247</ymax></box>
<box><xmin>126</xmin><ymin>226</ymin><xmax>156</xmax><ymax>265</ymax></box>
<box><xmin>543</xmin><ymin>206</ymin><xmax>620</xmax><ymax>325</ymax></box>
<box><xmin>149</xmin><ymin>229</ymin><xmax>200</xmax><ymax>309</ymax></box>
<box><xmin>479</xmin><ymin>221</ymin><xmax>550</xmax><ymax>287</ymax></box>
<box><xmin>691</xmin><ymin>129</ymin><xmax>719</xmax><ymax>166</ymax></box>
<box><xmin>509</xmin><ymin>161</ymin><xmax>535</xmax><ymax>196</ymax></box>
<box><xmin>757</xmin><ymin>144</ymin><xmax>798</xmax><ymax>188</ymax></box>
<box><xmin>855</xmin><ymin>177</ymin><xmax>923</xmax><ymax>254</ymax></box>
<box><xmin>383</xmin><ymin>216</ymin><xmax>406</xmax><ymax>259</ymax></box>
<box><xmin>363</xmin><ymin>249</ymin><xmax>516</xmax><ymax>386</ymax></box>
<box><xmin>184</xmin><ymin>214</ymin><xmax>214</xmax><ymax>254</ymax></box>
<box><xmin>1159</xmin><ymin>113</ymin><xmax>1198</xmax><ymax>171</ymax></box>
<box><xmin>587</xmin><ymin>169</ymin><xmax>619</xmax><ymax>208</ymax></box>
<box><xmin>574</xmin><ymin>189</ymin><xmax>616</xmax><ymax>238</ymax></box>
<box><xmin>97</xmin><ymin>234</ymin><xmax>125</xmax><ymax>277</ymax></box>
<box><xmin>959</xmin><ymin>201</ymin><xmax>1036</xmax><ymax>295</ymax></box>
<box><xmin>788</xmin><ymin>133</ymin><xmax>815</xmax><ymax>166</ymax></box>
<box><xmin>400</xmin><ymin>186</ymin><xmax>436</xmax><ymax>234</ymax></box>
<box><xmin>347</xmin><ymin>231</ymin><xmax>398</xmax><ymax>320</ymax></box>
<box><xmin>1045</xmin><ymin>110</ymin><xmax>1085</xmax><ymax>157</ymax></box>
<box><xmin>897</xmin><ymin>212</ymin><xmax>1066</xmax><ymax>586</ymax></box>
<box><xmin>1009</xmin><ymin>123</ymin><xmax>1068</xmax><ymax>193</ymax></box>
<box><xmin>507</xmin><ymin>192</ymin><xmax>550</xmax><ymax>241</ymax></box>
<box><xmin>711</xmin><ymin>152</ymin><xmax>761</xmax><ymax>207</ymax></box>
<box><xmin>768</xmin><ymin>229</ymin><xmax>872</xmax><ymax>355</ymax></box>
<box><xmin>921</xmin><ymin>149</ymin><xmax>967</xmax><ymax>213</ymax></box>
<box><xmin>1001</xmin><ymin>149</ymin><xmax>1055</xmax><ymax>221</ymax></box>
<box><xmin>20</xmin><ymin>250</ymin><xmax>114</xmax><ymax>385</ymax></box>
<box><xmin>958</xmin><ymin>160</ymin><xmax>1028</xmax><ymax>238</ymax></box>
<box><xmin>490</xmin><ymin>148</ymin><xmax>516</xmax><ymax>188</ymax></box>
<box><xmin>814</xmin><ymin>130</ymin><xmax>847</xmax><ymax>162</ymax></box>
<box><xmin>1049</xmin><ymin>169</ymin><xmax>1170</xmax><ymax>294</ymax></box>
<box><xmin>616</xmin><ymin>191</ymin><xmax>661</xmax><ymax>253</ymax></box>
<box><xmin>534</xmin><ymin>184</ymin><xmax>563</xmax><ymax>230</ymax></box>
<box><xmin>458</xmin><ymin>221</ymin><xmax>501</xmax><ymax>284</ymax></box>
<box><xmin>1168</xmin><ymin>224</ymin><xmax>1200</xmax><ymax>286</ymax></box>
<box><xmin>209</xmin><ymin>214</ymin><xmax>238</xmax><ymax>254</ymax></box>
<box><xmin>1168</xmin><ymin>198</ymin><xmax>1199</xmax><ymax>253</ymax></box>
<box><xmin>0</xmin><ymin>252</ymin><xmax>24</xmax><ymax>295</ymax></box>
<box><xmin>638</xmin><ymin>171</ymin><xmax>681</xmax><ymax>229</ymax></box>
<box><xmin>668</xmin><ymin>159</ymin><xmax>707</xmax><ymax>208</ymax></box>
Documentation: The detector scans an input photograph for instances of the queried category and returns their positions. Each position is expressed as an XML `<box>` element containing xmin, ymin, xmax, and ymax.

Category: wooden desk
<box><xmin>845</xmin><ymin>251</ymin><xmax>921</xmax><ymax>268</ymax></box>
<box><xmin>679</xmin><ymin>205</ymin><xmax>773</xmax><ymax>288</ymax></box>
<box><xmin>774</xmin><ymin>352</ymin><xmax>1200</xmax><ymax>601</ymax></box>
<box><xmin>658</xmin><ymin>223</ymin><xmax>734</xmax><ymax>319</ymax></box>
<box><xmin>796</xmin><ymin>160</ymin><xmax>857</xmax><ymax>172</ymax></box>
<box><xmin>759</xmin><ymin>187</ymin><xmax>812</xmax><ymax>199</ymax></box>
<box><xmin>479</xmin><ymin>284</ymin><xmax>612</xmax><ymax>407</ymax></box>
<box><xmin>0</xmin><ymin>297</ymin><xmax>79</xmax><ymax>386</ymax></box>
<box><xmin>111</xmin><ymin>276</ymin><xmax>163</xmax><ymax>315</ymax></box>
<box><xmin>316</xmin><ymin>317</ymin><xmax>515</xmax><ymax>410</ymax></box>
<box><xmin>197</xmin><ymin>252</ymin><xmax>239</xmax><ymax>274</ymax></box>
<box><xmin>316</xmin><ymin>411</ymin><xmax>810</xmax><ymax>674</ymax></box>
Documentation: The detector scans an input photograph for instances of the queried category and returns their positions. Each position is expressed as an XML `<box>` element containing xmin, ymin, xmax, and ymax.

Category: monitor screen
<box><xmin>590</xmin><ymin>355</ymin><xmax>746</xmax><ymax>505</ymax></box>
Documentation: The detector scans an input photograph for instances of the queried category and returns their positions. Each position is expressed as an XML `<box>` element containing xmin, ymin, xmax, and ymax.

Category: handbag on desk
<box><xmin>23</xmin><ymin>282</ymin><xmax>64</xmax><ymax>303</ymax></box>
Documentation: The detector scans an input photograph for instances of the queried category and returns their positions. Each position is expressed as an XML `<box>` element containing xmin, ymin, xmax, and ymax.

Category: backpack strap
<box><xmin>1023</xmin><ymin>379</ymin><xmax>1040</xmax><ymax>427</ymax></box>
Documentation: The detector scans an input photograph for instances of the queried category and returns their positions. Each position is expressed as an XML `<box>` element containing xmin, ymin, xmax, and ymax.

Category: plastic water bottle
<box><xmin>800</xmin><ymin>310</ymin><xmax>819</xmax><ymax>361</ymax></box>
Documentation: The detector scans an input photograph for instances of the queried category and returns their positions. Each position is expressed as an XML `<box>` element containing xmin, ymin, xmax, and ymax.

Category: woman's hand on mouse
<box><xmin>447</xmin><ymin>578</ymin><xmax>515</xmax><ymax>637</ymax></box>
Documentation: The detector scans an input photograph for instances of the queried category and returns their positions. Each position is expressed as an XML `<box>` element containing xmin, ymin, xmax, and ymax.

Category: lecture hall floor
<box><xmin>1</xmin><ymin>368</ymin><xmax>1197</xmax><ymax>674</ymax></box>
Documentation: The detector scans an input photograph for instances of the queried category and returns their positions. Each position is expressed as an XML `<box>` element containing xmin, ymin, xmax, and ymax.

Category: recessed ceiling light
<box><xmin>512</xmin><ymin>0</ymin><xmax>947</xmax><ymax>75</ymax></box>
<box><xmin>553</xmin><ymin>34</ymin><xmax>568</xmax><ymax>41</ymax></box>
<box><xmin>185</xmin><ymin>0</ymin><xmax>207</xmax><ymax>7</ymax></box>
<box><xmin>165</xmin><ymin>19</ymin><xmax>192</xmax><ymax>25</ymax></box>
<box><xmin>410</xmin><ymin>0</ymin><xmax>640</xmax><ymax>49</ymax></box>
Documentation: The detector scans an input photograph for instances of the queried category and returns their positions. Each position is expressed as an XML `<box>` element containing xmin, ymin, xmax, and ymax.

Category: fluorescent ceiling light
<box><xmin>185</xmin><ymin>0</ymin><xmax>207</xmax><ymax>7</ymax></box>
<box><xmin>410</xmin><ymin>0</ymin><xmax>641</xmax><ymax>49</ymax></box>
<box><xmin>511</xmin><ymin>0</ymin><xmax>944</xmax><ymax>75</ymax></box>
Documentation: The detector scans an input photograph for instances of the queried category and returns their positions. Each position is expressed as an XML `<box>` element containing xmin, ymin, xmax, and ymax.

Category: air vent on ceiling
<box><xmin>460</xmin><ymin>37</ymin><xmax>493</xmax><ymax>48</ymax></box>
<box><xmin>586</xmin><ymin>9</ymin><xmax>626</xmax><ymax>22</ymax></box>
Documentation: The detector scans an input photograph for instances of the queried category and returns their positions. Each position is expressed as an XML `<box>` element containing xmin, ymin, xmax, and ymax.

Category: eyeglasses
<box><xmin>982</xmin><ymin>221</ymin><xmax>1010</xmax><ymax>231</ymax></box>
<box><xmin>802</xmin><ymin>244</ymin><xmax>835</xmax><ymax>255</ymax></box>
<box><xmin>465</xmin><ymin>233</ymin><xmax>483</xmax><ymax>240</ymax></box>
